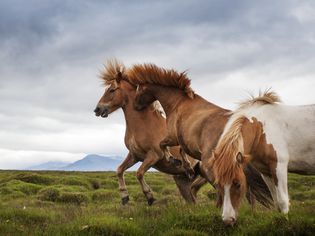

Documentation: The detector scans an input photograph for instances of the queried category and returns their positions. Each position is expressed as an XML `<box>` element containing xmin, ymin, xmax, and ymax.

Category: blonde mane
<box><xmin>238</xmin><ymin>90</ymin><xmax>281</xmax><ymax>110</ymax></box>
<box><xmin>99</xmin><ymin>59</ymin><xmax>126</xmax><ymax>86</ymax></box>
<box><xmin>213</xmin><ymin>90</ymin><xmax>280</xmax><ymax>185</ymax></box>
<box><xmin>213</xmin><ymin>116</ymin><xmax>246</xmax><ymax>185</ymax></box>
<box><xmin>126</xmin><ymin>64</ymin><xmax>195</xmax><ymax>99</ymax></box>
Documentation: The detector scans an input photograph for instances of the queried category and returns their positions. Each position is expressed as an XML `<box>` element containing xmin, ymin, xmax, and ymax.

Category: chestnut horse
<box><xmin>128</xmin><ymin>63</ymin><xmax>273</xmax><ymax>209</ymax></box>
<box><xmin>211</xmin><ymin>91</ymin><xmax>315</xmax><ymax>225</ymax></box>
<box><xmin>94</xmin><ymin>60</ymin><xmax>206</xmax><ymax>205</ymax></box>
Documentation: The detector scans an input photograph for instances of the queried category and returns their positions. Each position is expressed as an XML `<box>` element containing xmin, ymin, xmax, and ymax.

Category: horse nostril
<box><xmin>94</xmin><ymin>107</ymin><xmax>100</xmax><ymax>113</ymax></box>
<box><xmin>223</xmin><ymin>217</ymin><xmax>236</xmax><ymax>226</ymax></box>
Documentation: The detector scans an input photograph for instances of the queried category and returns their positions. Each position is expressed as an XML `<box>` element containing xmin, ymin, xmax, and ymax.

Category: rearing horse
<box><xmin>94</xmin><ymin>60</ymin><xmax>206</xmax><ymax>205</ymax></box>
<box><xmin>128</xmin><ymin>63</ymin><xmax>272</xmax><ymax>210</ymax></box>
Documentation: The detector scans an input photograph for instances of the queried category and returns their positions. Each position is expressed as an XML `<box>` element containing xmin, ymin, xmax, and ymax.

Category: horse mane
<box><xmin>213</xmin><ymin>116</ymin><xmax>274</xmax><ymax>208</ymax></box>
<box><xmin>126</xmin><ymin>63</ymin><xmax>195</xmax><ymax>99</ymax></box>
<box><xmin>213</xmin><ymin>116</ymin><xmax>246</xmax><ymax>186</ymax></box>
<box><xmin>238</xmin><ymin>89</ymin><xmax>281</xmax><ymax>110</ymax></box>
<box><xmin>98</xmin><ymin>59</ymin><xmax>166</xmax><ymax>119</ymax></box>
<box><xmin>99</xmin><ymin>59</ymin><xmax>126</xmax><ymax>85</ymax></box>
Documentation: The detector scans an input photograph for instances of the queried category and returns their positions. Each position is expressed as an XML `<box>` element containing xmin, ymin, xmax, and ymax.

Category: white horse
<box><xmin>211</xmin><ymin>91</ymin><xmax>315</xmax><ymax>225</ymax></box>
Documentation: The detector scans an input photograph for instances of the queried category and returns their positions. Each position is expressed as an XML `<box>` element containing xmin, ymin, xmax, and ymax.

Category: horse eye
<box><xmin>233</xmin><ymin>181</ymin><xmax>241</xmax><ymax>189</ymax></box>
<box><xmin>109</xmin><ymin>89</ymin><xmax>116</xmax><ymax>93</ymax></box>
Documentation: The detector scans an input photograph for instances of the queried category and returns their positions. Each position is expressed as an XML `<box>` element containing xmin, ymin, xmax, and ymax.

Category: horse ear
<box><xmin>236</xmin><ymin>152</ymin><xmax>251</xmax><ymax>164</ymax></box>
<box><xmin>236</xmin><ymin>152</ymin><xmax>244</xmax><ymax>164</ymax></box>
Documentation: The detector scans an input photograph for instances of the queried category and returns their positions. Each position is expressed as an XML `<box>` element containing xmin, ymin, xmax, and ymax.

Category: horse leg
<box><xmin>191</xmin><ymin>176</ymin><xmax>208</xmax><ymax>199</ymax></box>
<box><xmin>136</xmin><ymin>150</ymin><xmax>161</xmax><ymax>205</ymax></box>
<box><xmin>200</xmin><ymin>151</ymin><xmax>216</xmax><ymax>185</ymax></box>
<box><xmin>160</xmin><ymin>136</ymin><xmax>178</xmax><ymax>163</ymax></box>
<box><xmin>275</xmin><ymin>162</ymin><xmax>290</xmax><ymax>214</ymax></box>
<box><xmin>117</xmin><ymin>153</ymin><xmax>138</xmax><ymax>205</ymax></box>
<box><xmin>179</xmin><ymin>148</ymin><xmax>195</xmax><ymax>179</ymax></box>
<box><xmin>173</xmin><ymin>175</ymin><xmax>196</xmax><ymax>203</ymax></box>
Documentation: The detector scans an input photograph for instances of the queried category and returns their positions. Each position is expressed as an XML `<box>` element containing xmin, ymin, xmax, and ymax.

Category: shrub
<box><xmin>80</xmin><ymin>217</ymin><xmax>142</xmax><ymax>236</ymax></box>
<box><xmin>38</xmin><ymin>188</ymin><xmax>60</xmax><ymax>202</ymax></box>
<box><xmin>91</xmin><ymin>190</ymin><xmax>119</xmax><ymax>202</ymax></box>
<box><xmin>58</xmin><ymin>192</ymin><xmax>89</xmax><ymax>205</ymax></box>
<box><xmin>0</xmin><ymin>180</ymin><xmax>41</xmax><ymax>196</ymax></box>
<box><xmin>90</xmin><ymin>179</ymin><xmax>101</xmax><ymax>190</ymax></box>
<box><xmin>60</xmin><ymin>177</ymin><xmax>90</xmax><ymax>189</ymax></box>
<box><xmin>14</xmin><ymin>173</ymin><xmax>54</xmax><ymax>185</ymax></box>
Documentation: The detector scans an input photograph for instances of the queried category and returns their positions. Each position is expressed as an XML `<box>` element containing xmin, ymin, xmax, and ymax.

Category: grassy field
<box><xmin>0</xmin><ymin>170</ymin><xmax>314</xmax><ymax>236</ymax></box>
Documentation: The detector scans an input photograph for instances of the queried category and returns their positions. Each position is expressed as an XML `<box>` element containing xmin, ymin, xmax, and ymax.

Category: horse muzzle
<box><xmin>223</xmin><ymin>217</ymin><xmax>236</xmax><ymax>226</ymax></box>
<box><xmin>94</xmin><ymin>105</ymin><xmax>109</xmax><ymax>118</ymax></box>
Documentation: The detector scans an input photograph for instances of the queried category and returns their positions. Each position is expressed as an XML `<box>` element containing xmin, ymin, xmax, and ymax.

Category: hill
<box><xmin>27</xmin><ymin>154</ymin><xmax>138</xmax><ymax>171</ymax></box>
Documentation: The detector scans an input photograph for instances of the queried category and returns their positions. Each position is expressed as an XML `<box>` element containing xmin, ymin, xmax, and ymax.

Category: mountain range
<box><xmin>26</xmin><ymin>154</ymin><xmax>140</xmax><ymax>171</ymax></box>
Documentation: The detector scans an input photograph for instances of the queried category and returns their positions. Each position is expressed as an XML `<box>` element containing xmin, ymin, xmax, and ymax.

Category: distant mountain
<box><xmin>61</xmin><ymin>154</ymin><xmax>123</xmax><ymax>171</ymax></box>
<box><xmin>26</xmin><ymin>154</ymin><xmax>140</xmax><ymax>171</ymax></box>
<box><xmin>27</xmin><ymin>161</ymin><xmax>71</xmax><ymax>171</ymax></box>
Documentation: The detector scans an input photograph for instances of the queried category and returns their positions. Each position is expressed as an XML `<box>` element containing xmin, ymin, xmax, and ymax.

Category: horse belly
<box><xmin>287</xmin><ymin>142</ymin><xmax>315</xmax><ymax>174</ymax></box>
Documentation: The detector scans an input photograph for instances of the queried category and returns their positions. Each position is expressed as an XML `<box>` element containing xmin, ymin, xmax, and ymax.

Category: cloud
<box><xmin>0</xmin><ymin>0</ymin><xmax>315</xmax><ymax>168</ymax></box>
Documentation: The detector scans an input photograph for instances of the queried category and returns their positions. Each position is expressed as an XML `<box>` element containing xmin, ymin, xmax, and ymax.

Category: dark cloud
<box><xmin>0</xmin><ymin>0</ymin><xmax>314</xmax><ymax>168</ymax></box>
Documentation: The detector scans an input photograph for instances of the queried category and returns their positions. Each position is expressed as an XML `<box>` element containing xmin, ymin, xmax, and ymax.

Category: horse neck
<box><xmin>150</xmin><ymin>85</ymin><xmax>228</xmax><ymax>116</ymax></box>
<box><xmin>121</xmin><ymin>89</ymin><xmax>156</xmax><ymax>133</ymax></box>
<box><xmin>149</xmin><ymin>85</ymin><xmax>188</xmax><ymax>116</ymax></box>
<box><xmin>241</xmin><ymin>118</ymin><xmax>274</xmax><ymax>175</ymax></box>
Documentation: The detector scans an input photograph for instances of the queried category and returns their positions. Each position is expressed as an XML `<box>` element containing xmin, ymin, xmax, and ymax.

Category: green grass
<box><xmin>0</xmin><ymin>171</ymin><xmax>314</xmax><ymax>235</ymax></box>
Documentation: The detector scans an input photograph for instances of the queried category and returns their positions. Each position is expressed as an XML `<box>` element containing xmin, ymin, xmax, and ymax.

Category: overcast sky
<box><xmin>1</xmin><ymin>0</ymin><xmax>315</xmax><ymax>169</ymax></box>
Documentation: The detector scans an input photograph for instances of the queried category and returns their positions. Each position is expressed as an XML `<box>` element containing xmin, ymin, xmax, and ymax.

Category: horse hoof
<box><xmin>147</xmin><ymin>198</ymin><xmax>156</xmax><ymax>206</ymax></box>
<box><xmin>121</xmin><ymin>196</ymin><xmax>129</xmax><ymax>205</ymax></box>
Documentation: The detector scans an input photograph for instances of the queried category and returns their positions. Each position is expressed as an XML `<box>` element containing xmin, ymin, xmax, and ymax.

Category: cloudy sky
<box><xmin>1</xmin><ymin>0</ymin><xmax>315</xmax><ymax>169</ymax></box>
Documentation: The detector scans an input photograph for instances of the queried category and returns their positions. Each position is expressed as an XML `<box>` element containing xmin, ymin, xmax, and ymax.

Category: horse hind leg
<box><xmin>160</xmin><ymin>137</ymin><xmax>178</xmax><ymax>162</ymax></box>
<box><xmin>136</xmin><ymin>150</ymin><xmax>161</xmax><ymax>205</ymax></box>
<box><xmin>179</xmin><ymin>148</ymin><xmax>195</xmax><ymax>180</ymax></box>
<box><xmin>117</xmin><ymin>153</ymin><xmax>138</xmax><ymax>205</ymax></box>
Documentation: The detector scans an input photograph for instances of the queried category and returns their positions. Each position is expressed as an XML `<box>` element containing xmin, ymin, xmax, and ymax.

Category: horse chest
<box><xmin>125</xmin><ymin>136</ymin><xmax>144</xmax><ymax>157</ymax></box>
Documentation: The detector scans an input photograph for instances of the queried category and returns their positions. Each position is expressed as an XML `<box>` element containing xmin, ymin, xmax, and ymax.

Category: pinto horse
<box><xmin>128</xmin><ymin>63</ymin><xmax>273</xmax><ymax>210</ymax></box>
<box><xmin>211</xmin><ymin>90</ymin><xmax>315</xmax><ymax>225</ymax></box>
<box><xmin>94</xmin><ymin>60</ymin><xmax>207</xmax><ymax>205</ymax></box>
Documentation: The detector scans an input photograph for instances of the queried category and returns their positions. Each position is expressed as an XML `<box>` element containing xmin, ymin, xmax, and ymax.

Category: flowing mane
<box><xmin>99</xmin><ymin>59</ymin><xmax>126</xmax><ymax>86</ymax></box>
<box><xmin>238</xmin><ymin>90</ymin><xmax>281</xmax><ymax>110</ymax></box>
<box><xmin>126</xmin><ymin>64</ymin><xmax>195</xmax><ymax>98</ymax></box>
<box><xmin>213</xmin><ymin>116</ymin><xmax>246</xmax><ymax>185</ymax></box>
<box><xmin>99</xmin><ymin>59</ymin><xmax>166</xmax><ymax>117</ymax></box>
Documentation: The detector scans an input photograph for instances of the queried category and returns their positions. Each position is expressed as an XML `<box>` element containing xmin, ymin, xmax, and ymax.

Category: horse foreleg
<box><xmin>200</xmin><ymin>152</ymin><xmax>215</xmax><ymax>185</ymax></box>
<box><xmin>179</xmin><ymin>148</ymin><xmax>195</xmax><ymax>179</ymax></box>
<box><xmin>275</xmin><ymin>162</ymin><xmax>290</xmax><ymax>214</ymax></box>
<box><xmin>117</xmin><ymin>153</ymin><xmax>138</xmax><ymax>205</ymax></box>
<box><xmin>136</xmin><ymin>150</ymin><xmax>161</xmax><ymax>205</ymax></box>
<box><xmin>191</xmin><ymin>176</ymin><xmax>208</xmax><ymax>199</ymax></box>
<box><xmin>173</xmin><ymin>175</ymin><xmax>196</xmax><ymax>203</ymax></box>
<box><xmin>160</xmin><ymin>136</ymin><xmax>178</xmax><ymax>162</ymax></box>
